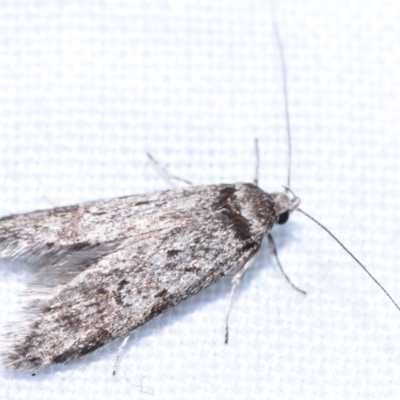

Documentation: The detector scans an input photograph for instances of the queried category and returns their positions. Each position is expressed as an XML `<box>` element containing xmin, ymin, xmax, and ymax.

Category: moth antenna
<box><xmin>272</xmin><ymin>16</ymin><xmax>292</xmax><ymax>191</ymax></box>
<box><xmin>298</xmin><ymin>208</ymin><xmax>400</xmax><ymax>313</ymax></box>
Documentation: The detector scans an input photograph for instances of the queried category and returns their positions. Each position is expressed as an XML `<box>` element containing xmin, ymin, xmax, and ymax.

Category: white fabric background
<box><xmin>0</xmin><ymin>0</ymin><xmax>400</xmax><ymax>399</ymax></box>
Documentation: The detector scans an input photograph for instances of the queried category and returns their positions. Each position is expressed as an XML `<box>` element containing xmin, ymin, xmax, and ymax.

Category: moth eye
<box><xmin>277</xmin><ymin>210</ymin><xmax>289</xmax><ymax>224</ymax></box>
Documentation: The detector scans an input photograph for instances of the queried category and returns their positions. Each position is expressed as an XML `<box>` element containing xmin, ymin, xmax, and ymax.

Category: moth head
<box><xmin>270</xmin><ymin>188</ymin><xmax>300</xmax><ymax>225</ymax></box>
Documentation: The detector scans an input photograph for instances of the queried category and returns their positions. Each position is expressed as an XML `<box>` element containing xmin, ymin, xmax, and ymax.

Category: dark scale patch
<box><xmin>97</xmin><ymin>286</ymin><xmax>108</xmax><ymax>296</ymax></box>
<box><xmin>167</xmin><ymin>249</ymin><xmax>181</xmax><ymax>257</ymax></box>
<box><xmin>53</xmin><ymin>351</ymin><xmax>74</xmax><ymax>364</ymax></box>
<box><xmin>118</xmin><ymin>279</ymin><xmax>129</xmax><ymax>290</ymax></box>
<box><xmin>212</xmin><ymin>186</ymin><xmax>236</xmax><ymax>210</ymax></box>
<box><xmin>68</xmin><ymin>242</ymin><xmax>91</xmax><ymax>251</ymax></box>
<box><xmin>91</xmin><ymin>210</ymin><xmax>107</xmax><ymax>216</ymax></box>
<box><xmin>41</xmin><ymin>306</ymin><xmax>52</xmax><ymax>314</ymax></box>
<box><xmin>184</xmin><ymin>266</ymin><xmax>201</xmax><ymax>274</ymax></box>
<box><xmin>24</xmin><ymin>356</ymin><xmax>43</xmax><ymax>370</ymax></box>
<box><xmin>46</xmin><ymin>242</ymin><xmax>55</xmax><ymax>248</ymax></box>
<box><xmin>242</xmin><ymin>242</ymin><xmax>258</xmax><ymax>252</ymax></box>
<box><xmin>134</xmin><ymin>201</ymin><xmax>150</xmax><ymax>206</ymax></box>
<box><xmin>154</xmin><ymin>288</ymin><xmax>168</xmax><ymax>298</ymax></box>
<box><xmin>230</xmin><ymin>214</ymin><xmax>252</xmax><ymax>241</ymax></box>
<box><xmin>219</xmin><ymin>209</ymin><xmax>252</xmax><ymax>241</ymax></box>
<box><xmin>212</xmin><ymin>185</ymin><xmax>254</xmax><ymax>241</ymax></box>
<box><xmin>164</xmin><ymin>262</ymin><xmax>177</xmax><ymax>270</ymax></box>
<box><xmin>192</xmin><ymin>236</ymin><xmax>201</xmax><ymax>245</ymax></box>
<box><xmin>114</xmin><ymin>292</ymin><xmax>123</xmax><ymax>305</ymax></box>
<box><xmin>220</xmin><ymin>202</ymin><xmax>234</xmax><ymax>214</ymax></box>
<box><xmin>147</xmin><ymin>295</ymin><xmax>175</xmax><ymax>321</ymax></box>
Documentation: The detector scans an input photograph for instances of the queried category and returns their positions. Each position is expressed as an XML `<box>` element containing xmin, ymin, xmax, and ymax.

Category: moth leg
<box><xmin>224</xmin><ymin>252</ymin><xmax>258</xmax><ymax>344</ymax></box>
<box><xmin>267</xmin><ymin>233</ymin><xmax>306</xmax><ymax>295</ymax></box>
<box><xmin>147</xmin><ymin>153</ymin><xmax>192</xmax><ymax>185</ymax></box>
<box><xmin>253</xmin><ymin>138</ymin><xmax>259</xmax><ymax>186</ymax></box>
<box><xmin>112</xmin><ymin>335</ymin><xmax>130</xmax><ymax>376</ymax></box>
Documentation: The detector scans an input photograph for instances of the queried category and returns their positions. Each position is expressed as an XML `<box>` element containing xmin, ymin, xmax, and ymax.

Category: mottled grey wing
<box><xmin>0</xmin><ymin>187</ymin><xmax>209</xmax><ymax>269</ymax></box>
<box><xmin>1</xmin><ymin>184</ymin><xmax>262</xmax><ymax>371</ymax></box>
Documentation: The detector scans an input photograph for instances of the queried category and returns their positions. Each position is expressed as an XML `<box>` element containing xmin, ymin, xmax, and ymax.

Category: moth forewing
<box><xmin>0</xmin><ymin>183</ymin><xmax>297</xmax><ymax>372</ymax></box>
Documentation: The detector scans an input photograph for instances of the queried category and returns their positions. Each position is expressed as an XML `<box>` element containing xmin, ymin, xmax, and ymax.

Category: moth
<box><xmin>1</xmin><ymin>21</ymin><xmax>398</xmax><ymax>375</ymax></box>
<box><xmin>0</xmin><ymin>178</ymin><xmax>299</xmax><ymax>373</ymax></box>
